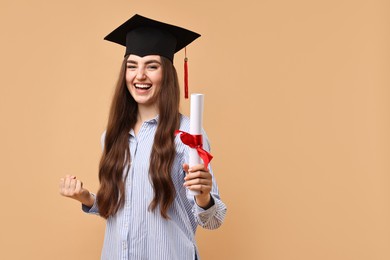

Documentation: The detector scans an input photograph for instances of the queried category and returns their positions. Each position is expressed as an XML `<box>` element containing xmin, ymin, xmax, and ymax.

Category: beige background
<box><xmin>0</xmin><ymin>0</ymin><xmax>389</xmax><ymax>259</ymax></box>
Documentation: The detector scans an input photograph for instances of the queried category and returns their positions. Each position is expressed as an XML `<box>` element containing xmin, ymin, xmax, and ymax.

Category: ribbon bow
<box><xmin>175</xmin><ymin>130</ymin><xmax>213</xmax><ymax>169</ymax></box>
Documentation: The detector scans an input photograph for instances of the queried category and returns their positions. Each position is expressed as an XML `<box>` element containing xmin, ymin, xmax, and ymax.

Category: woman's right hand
<box><xmin>59</xmin><ymin>175</ymin><xmax>95</xmax><ymax>207</ymax></box>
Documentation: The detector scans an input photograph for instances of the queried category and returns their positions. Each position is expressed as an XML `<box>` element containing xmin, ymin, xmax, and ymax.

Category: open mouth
<box><xmin>134</xmin><ymin>83</ymin><xmax>152</xmax><ymax>90</ymax></box>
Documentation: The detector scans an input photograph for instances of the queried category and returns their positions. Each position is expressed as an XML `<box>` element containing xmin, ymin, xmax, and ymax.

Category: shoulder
<box><xmin>178</xmin><ymin>114</ymin><xmax>190</xmax><ymax>131</ymax></box>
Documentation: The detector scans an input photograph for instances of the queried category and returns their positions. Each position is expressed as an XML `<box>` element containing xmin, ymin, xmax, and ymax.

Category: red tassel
<box><xmin>184</xmin><ymin>48</ymin><xmax>189</xmax><ymax>99</ymax></box>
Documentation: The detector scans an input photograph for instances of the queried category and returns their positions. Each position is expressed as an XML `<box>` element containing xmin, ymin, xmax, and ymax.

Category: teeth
<box><xmin>135</xmin><ymin>84</ymin><xmax>151</xmax><ymax>89</ymax></box>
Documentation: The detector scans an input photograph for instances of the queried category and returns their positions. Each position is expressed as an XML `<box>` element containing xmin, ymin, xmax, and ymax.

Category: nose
<box><xmin>136</xmin><ymin>69</ymin><xmax>146</xmax><ymax>80</ymax></box>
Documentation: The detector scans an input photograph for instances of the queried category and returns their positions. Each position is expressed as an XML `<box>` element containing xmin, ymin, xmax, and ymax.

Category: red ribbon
<box><xmin>175</xmin><ymin>130</ymin><xmax>213</xmax><ymax>169</ymax></box>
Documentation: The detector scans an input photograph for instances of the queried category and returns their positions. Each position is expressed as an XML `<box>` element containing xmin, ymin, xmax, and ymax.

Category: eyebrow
<box><xmin>127</xmin><ymin>59</ymin><xmax>161</xmax><ymax>65</ymax></box>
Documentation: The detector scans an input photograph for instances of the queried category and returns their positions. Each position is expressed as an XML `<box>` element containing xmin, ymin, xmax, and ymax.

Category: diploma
<box><xmin>188</xmin><ymin>94</ymin><xmax>204</xmax><ymax>196</ymax></box>
<box><xmin>175</xmin><ymin>94</ymin><xmax>213</xmax><ymax>196</ymax></box>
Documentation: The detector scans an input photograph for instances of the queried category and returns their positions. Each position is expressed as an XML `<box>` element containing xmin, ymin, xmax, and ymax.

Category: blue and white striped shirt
<box><xmin>83</xmin><ymin>115</ymin><xmax>227</xmax><ymax>260</ymax></box>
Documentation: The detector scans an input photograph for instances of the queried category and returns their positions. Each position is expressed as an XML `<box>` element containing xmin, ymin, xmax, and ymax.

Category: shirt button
<box><xmin>122</xmin><ymin>241</ymin><xmax>127</xmax><ymax>250</ymax></box>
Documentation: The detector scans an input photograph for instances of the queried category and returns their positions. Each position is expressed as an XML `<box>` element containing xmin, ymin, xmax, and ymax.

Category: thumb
<box><xmin>182</xmin><ymin>163</ymin><xmax>189</xmax><ymax>173</ymax></box>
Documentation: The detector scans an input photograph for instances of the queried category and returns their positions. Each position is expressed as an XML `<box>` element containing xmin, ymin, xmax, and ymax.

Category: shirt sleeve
<box><xmin>192</xmin><ymin>192</ymin><xmax>227</xmax><ymax>229</ymax></box>
<box><xmin>81</xmin><ymin>193</ymin><xmax>100</xmax><ymax>215</ymax></box>
<box><xmin>189</xmin><ymin>131</ymin><xmax>227</xmax><ymax>229</ymax></box>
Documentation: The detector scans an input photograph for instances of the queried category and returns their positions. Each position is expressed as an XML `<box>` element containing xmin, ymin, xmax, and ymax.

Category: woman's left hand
<box><xmin>183</xmin><ymin>163</ymin><xmax>214</xmax><ymax>209</ymax></box>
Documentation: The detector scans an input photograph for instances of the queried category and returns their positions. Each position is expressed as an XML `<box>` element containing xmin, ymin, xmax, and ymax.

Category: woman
<box><xmin>59</xmin><ymin>14</ymin><xmax>226</xmax><ymax>260</ymax></box>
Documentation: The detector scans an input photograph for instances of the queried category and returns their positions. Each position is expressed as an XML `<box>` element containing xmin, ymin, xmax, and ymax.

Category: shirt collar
<box><xmin>128</xmin><ymin>115</ymin><xmax>159</xmax><ymax>136</ymax></box>
<box><xmin>147</xmin><ymin>114</ymin><xmax>159</xmax><ymax>123</ymax></box>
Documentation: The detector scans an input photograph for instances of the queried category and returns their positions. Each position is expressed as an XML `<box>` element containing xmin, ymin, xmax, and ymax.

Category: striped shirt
<box><xmin>83</xmin><ymin>115</ymin><xmax>227</xmax><ymax>260</ymax></box>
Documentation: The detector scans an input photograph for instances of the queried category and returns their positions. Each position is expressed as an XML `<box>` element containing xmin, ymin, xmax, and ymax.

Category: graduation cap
<box><xmin>104</xmin><ymin>14</ymin><xmax>200</xmax><ymax>98</ymax></box>
<box><xmin>105</xmin><ymin>14</ymin><xmax>200</xmax><ymax>62</ymax></box>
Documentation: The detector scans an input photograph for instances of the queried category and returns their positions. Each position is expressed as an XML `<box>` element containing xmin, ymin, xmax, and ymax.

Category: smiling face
<box><xmin>126</xmin><ymin>54</ymin><xmax>163</xmax><ymax>107</ymax></box>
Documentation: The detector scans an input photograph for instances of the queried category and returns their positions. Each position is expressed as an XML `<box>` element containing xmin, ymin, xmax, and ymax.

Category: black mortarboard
<box><xmin>104</xmin><ymin>14</ymin><xmax>201</xmax><ymax>62</ymax></box>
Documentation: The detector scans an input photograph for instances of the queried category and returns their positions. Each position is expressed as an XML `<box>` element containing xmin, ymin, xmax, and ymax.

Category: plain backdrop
<box><xmin>0</xmin><ymin>0</ymin><xmax>389</xmax><ymax>259</ymax></box>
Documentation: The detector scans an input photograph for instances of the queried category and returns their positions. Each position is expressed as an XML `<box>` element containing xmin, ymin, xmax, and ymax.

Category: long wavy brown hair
<box><xmin>96</xmin><ymin>55</ymin><xmax>180</xmax><ymax>219</ymax></box>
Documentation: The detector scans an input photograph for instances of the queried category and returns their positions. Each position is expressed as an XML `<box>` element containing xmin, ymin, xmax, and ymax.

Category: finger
<box><xmin>185</xmin><ymin>182</ymin><xmax>212</xmax><ymax>191</ymax></box>
<box><xmin>75</xmin><ymin>180</ymin><xmax>82</xmax><ymax>194</ymax></box>
<box><xmin>69</xmin><ymin>178</ymin><xmax>77</xmax><ymax>191</ymax></box>
<box><xmin>188</xmin><ymin>184</ymin><xmax>211</xmax><ymax>194</ymax></box>
<box><xmin>182</xmin><ymin>164</ymin><xmax>189</xmax><ymax>173</ymax></box>
<box><xmin>184</xmin><ymin>178</ymin><xmax>211</xmax><ymax>187</ymax></box>
<box><xmin>64</xmin><ymin>176</ymin><xmax>72</xmax><ymax>189</ymax></box>
<box><xmin>188</xmin><ymin>164</ymin><xmax>206</xmax><ymax>173</ymax></box>
<box><xmin>185</xmin><ymin>170</ymin><xmax>211</xmax><ymax>181</ymax></box>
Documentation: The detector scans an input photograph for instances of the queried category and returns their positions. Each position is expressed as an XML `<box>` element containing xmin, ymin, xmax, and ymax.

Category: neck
<box><xmin>137</xmin><ymin>103</ymin><xmax>159</xmax><ymax>123</ymax></box>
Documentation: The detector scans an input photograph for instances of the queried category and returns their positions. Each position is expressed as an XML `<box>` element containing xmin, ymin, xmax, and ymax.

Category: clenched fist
<box><xmin>183</xmin><ymin>164</ymin><xmax>214</xmax><ymax>209</ymax></box>
<box><xmin>59</xmin><ymin>175</ymin><xmax>94</xmax><ymax>207</ymax></box>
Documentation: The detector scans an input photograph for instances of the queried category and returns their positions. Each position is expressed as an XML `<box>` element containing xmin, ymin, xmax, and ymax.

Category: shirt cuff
<box><xmin>193</xmin><ymin>194</ymin><xmax>221</xmax><ymax>226</ymax></box>
<box><xmin>81</xmin><ymin>193</ymin><xmax>99</xmax><ymax>215</ymax></box>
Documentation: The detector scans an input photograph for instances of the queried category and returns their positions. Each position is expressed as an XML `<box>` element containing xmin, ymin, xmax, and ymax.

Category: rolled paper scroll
<box><xmin>188</xmin><ymin>93</ymin><xmax>203</xmax><ymax>196</ymax></box>
<box><xmin>176</xmin><ymin>94</ymin><xmax>213</xmax><ymax>196</ymax></box>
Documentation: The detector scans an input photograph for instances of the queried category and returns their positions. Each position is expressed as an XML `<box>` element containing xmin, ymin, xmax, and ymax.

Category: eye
<box><xmin>147</xmin><ymin>64</ymin><xmax>159</xmax><ymax>70</ymax></box>
<box><xmin>127</xmin><ymin>65</ymin><xmax>137</xmax><ymax>70</ymax></box>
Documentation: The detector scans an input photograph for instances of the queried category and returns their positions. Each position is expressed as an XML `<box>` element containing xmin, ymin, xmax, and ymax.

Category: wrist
<box><xmin>79</xmin><ymin>192</ymin><xmax>95</xmax><ymax>207</ymax></box>
<box><xmin>195</xmin><ymin>194</ymin><xmax>214</xmax><ymax>209</ymax></box>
